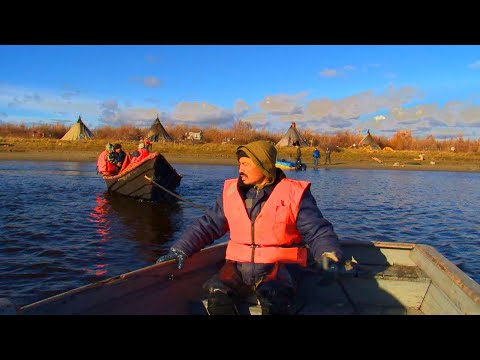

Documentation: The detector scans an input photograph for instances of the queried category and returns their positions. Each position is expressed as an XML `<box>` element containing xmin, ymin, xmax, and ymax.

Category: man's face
<box><xmin>115</xmin><ymin>148</ymin><xmax>121</xmax><ymax>153</ymax></box>
<box><xmin>238</xmin><ymin>157</ymin><xmax>265</xmax><ymax>186</ymax></box>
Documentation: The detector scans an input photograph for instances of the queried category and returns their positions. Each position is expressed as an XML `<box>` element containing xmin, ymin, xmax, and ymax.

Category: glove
<box><xmin>155</xmin><ymin>248</ymin><xmax>187</xmax><ymax>269</ymax></box>
<box><xmin>320</xmin><ymin>251</ymin><xmax>340</xmax><ymax>271</ymax></box>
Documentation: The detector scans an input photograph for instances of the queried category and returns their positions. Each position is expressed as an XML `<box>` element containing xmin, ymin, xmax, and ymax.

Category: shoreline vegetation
<box><xmin>1</xmin><ymin>138</ymin><xmax>479</xmax><ymax>173</ymax></box>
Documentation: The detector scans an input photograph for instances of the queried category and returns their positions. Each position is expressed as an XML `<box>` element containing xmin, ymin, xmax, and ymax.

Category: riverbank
<box><xmin>1</xmin><ymin>148</ymin><xmax>479</xmax><ymax>172</ymax></box>
<box><xmin>1</xmin><ymin>137</ymin><xmax>479</xmax><ymax>172</ymax></box>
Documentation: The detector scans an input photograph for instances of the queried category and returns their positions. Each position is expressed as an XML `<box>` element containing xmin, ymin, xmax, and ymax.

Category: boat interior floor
<box><xmin>199</xmin><ymin>264</ymin><xmax>429</xmax><ymax>315</ymax></box>
<box><xmin>79</xmin><ymin>263</ymin><xmax>429</xmax><ymax>315</ymax></box>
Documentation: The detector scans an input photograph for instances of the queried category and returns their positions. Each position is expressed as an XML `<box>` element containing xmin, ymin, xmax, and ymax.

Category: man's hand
<box><xmin>155</xmin><ymin>248</ymin><xmax>187</xmax><ymax>269</ymax></box>
<box><xmin>321</xmin><ymin>251</ymin><xmax>340</xmax><ymax>271</ymax></box>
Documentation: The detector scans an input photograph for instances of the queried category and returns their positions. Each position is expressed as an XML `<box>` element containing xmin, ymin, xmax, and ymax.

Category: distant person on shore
<box><xmin>155</xmin><ymin>140</ymin><xmax>342</xmax><ymax>315</ymax></box>
<box><xmin>113</xmin><ymin>143</ymin><xmax>127</xmax><ymax>170</ymax></box>
<box><xmin>144</xmin><ymin>138</ymin><xmax>152</xmax><ymax>151</ymax></box>
<box><xmin>295</xmin><ymin>143</ymin><xmax>302</xmax><ymax>163</ymax></box>
<box><xmin>325</xmin><ymin>148</ymin><xmax>332</xmax><ymax>165</ymax></box>
<box><xmin>130</xmin><ymin>142</ymin><xmax>149</xmax><ymax>164</ymax></box>
<box><xmin>313</xmin><ymin>147</ymin><xmax>320</xmax><ymax>166</ymax></box>
<box><xmin>97</xmin><ymin>143</ymin><xmax>118</xmax><ymax>176</ymax></box>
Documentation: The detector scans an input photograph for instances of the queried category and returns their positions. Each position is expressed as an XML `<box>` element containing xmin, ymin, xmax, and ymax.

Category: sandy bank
<box><xmin>1</xmin><ymin>149</ymin><xmax>479</xmax><ymax>173</ymax></box>
<box><xmin>0</xmin><ymin>150</ymin><xmax>237</xmax><ymax>165</ymax></box>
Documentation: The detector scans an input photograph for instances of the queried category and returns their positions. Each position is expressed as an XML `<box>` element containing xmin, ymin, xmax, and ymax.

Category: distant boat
<box><xmin>11</xmin><ymin>240</ymin><xmax>479</xmax><ymax>315</ymax></box>
<box><xmin>276</xmin><ymin>159</ymin><xmax>307</xmax><ymax>171</ymax></box>
<box><xmin>103</xmin><ymin>152</ymin><xmax>182</xmax><ymax>202</ymax></box>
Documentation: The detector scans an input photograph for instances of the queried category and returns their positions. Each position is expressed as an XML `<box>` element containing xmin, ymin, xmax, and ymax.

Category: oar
<box><xmin>144</xmin><ymin>175</ymin><xmax>208</xmax><ymax>210</ymax></box>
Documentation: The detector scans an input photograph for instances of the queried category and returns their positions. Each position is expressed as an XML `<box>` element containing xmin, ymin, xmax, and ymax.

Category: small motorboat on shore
<box><xmin>276</xmin><ymin>159</ymin><xmax>307</xmax><ymax>171</ymax></box>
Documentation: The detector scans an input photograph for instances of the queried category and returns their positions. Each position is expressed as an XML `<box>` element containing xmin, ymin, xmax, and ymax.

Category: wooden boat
<box><xmin>276</xmin><ymin>159</ymin><xmax>307</xmax><ymax>171</ymax></box>
<box><xmin>103</xmin><ymin>152</ymin><xmax>182</xmax><ymax>202</ymax></box>
<box><xmin>10</xmin><ymin>240</ymin><xmax>479</xmax><ymax>315</ymax></box>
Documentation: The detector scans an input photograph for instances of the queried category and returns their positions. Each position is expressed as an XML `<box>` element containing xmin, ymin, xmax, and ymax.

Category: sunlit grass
<box><xmin>3</xmin><ymin>137</ymin><xmax>479</xmax><ymax>168</ymax></box>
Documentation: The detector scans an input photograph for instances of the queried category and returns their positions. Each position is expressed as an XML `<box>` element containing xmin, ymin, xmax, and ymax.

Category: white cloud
<box><xmin>143</xmin><ymin>76</ymin><xmax>162</xmax><ymax>88</ymax></box>
<box><xmin>98</xmin><ymin>103</ymin><xmax>162</xmax><ymax>127</ymax></box>
<box><xmin>467</xmin><ymin>60</ymin><xmax>480</xmax><ymax>70</ymax></box>
<box><xmin>319</xmin><ymin>69</ymin><xmax>339</xmax><ymax>78</ymax></box>
<box><xmin>242</xmin><ymin>113</ymin><xmax>268</xmax><ymax>126</ymax></box>
<box><xmin>234</xmin><ymin>99</ymin><xmax>249</xmax><ymax>117</ymax></box>
<box><xmin>305</xmin><ymin>98</ymin><xmax>335</xmax><ymax>119</ymax></box>
<box><xmin>172</xmin><ymin>101</ymin><xmax>234</xmax><ymax>127</ymax></box>
<box><xmin>258</xmin><ymin>93</ymin><xmax>307</xmax><ymax>115</ymax></box>
<box><xmin>145</xmin><ymin>55</ymin><xmax>159</xmax><ymax>64</ymax></box>
<box><xmin>0</xmin><ymin>84</ymin><xmax>99</xmax><ymax>120</ymax></box>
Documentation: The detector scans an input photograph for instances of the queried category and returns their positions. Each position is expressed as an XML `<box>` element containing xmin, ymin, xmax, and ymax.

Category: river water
<box><xmin>0</xmin><ymin>160</ymin><xmax>479</xmax><ymax>306</ymax></box>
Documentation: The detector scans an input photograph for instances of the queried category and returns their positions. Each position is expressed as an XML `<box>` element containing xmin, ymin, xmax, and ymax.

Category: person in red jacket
<box><xmin>130</xmin><ymin>142</ymin><xmax>149</xmax><ymax>163</ymax></box>
<box><xmin>97</xmin><ymin>143</ymin><xmax>118</xmax><ymax>175</ymax></box>
<box><xmin>156</xmin><ymin>140</ymin><xmax>342</xmax><ymax>315</ymax></box>
<box><xmin>144</xmin><ymin>138</ymin><xmax>152</xmax><ymax>151</ymax></box>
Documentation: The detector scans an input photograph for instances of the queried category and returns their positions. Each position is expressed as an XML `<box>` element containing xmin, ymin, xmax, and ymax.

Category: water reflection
<box><xmin>83</xmin><ymin>193</ymin><xmax>184</xmax><ymax>280</ymax></box>
<box><xmin>90</xmin><ymin>195</ymin><xmax>112</xmax><ymax>242</ymax></box>
<box><xmin>88</xmin><ymin>196</ymin><xmax>112</xmax><ymax>276</ymax></box>
<box><xmin>103</xmin><ymin>192</ymin><xmax>183</xmax><ymax>246</ymax></box>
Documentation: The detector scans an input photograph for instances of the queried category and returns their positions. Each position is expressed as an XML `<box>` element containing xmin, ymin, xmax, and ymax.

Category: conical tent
<box><xmin>276</xmin><ymin>122</ymin><xmax>309</xmax><ymax>147</ymax></box>
<box><xmin>358</xmin><ymin>130</ymin><xmax>381</xmax><ymax>150</ymax></box>
<box><xmin>60</xmin><ymin>116</ymin><xmax>93</xmax><ymax>140</ymax></box>
<box><xmin>147</xmin><ymin>115</ymin><xmax>173</xmax><ymax>142</ymax></box>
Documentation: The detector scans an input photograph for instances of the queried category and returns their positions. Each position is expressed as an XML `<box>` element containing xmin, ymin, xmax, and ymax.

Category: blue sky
<box><xmin>1</xmin><ymin>45</ymin><xmax>479</xmax><ymax>139</ymax></box>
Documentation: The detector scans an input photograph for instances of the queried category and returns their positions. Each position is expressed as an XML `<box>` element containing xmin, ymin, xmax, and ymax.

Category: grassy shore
<box><xmin>1</xmin><ymin>137</ymin><xmax>479</xmax><ymax>172</ymax></box>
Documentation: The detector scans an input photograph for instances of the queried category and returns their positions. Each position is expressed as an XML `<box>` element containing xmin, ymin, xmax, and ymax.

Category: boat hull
<box><xmin>17</xmin><ymin>240</ymin><xmax>480</xmax><ymax>315</ymax></box>
<box><xmin>103</xmin><ymin>152</ymin><xmax>182</xmax><ymax>202</ymax></box>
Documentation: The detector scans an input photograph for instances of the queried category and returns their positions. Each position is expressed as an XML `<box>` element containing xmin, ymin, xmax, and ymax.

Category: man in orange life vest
<box><xmin>156</xmin><ymin>140</ymin><xmax>342</xmax><ymax>315</ymax></box>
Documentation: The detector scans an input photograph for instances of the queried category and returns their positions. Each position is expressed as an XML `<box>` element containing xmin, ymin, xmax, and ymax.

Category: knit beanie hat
<box><xmin>236</xmin><ymin>140</ymin><xmax>277</xmax><ymax>187</ymax></box>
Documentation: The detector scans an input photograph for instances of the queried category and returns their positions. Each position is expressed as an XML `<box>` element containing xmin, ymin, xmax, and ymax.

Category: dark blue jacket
<box><xmin>172</xmin><ymin>169</ymin><xmax>342</xmax><ymax>265</ymax></box>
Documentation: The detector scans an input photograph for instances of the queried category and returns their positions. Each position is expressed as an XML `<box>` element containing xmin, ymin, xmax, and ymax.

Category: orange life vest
<box><xmin>97</xmin><ymin>150</ymin><xmax>118</xmax><ymax>175</ymax></box>
<box><xmin>223</xmin><ymin>178</ymin><xmax>310</xmax><ymax>266</ymax></box>
<box><xmin>131</xmin><ymin>148</ymin><xmax>149</xmax><ymax>164</ymax></box>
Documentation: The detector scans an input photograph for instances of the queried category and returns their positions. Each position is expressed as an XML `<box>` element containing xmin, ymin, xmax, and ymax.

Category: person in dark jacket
<box><xmin>156</xmin><ymin>140</ymin><xmax>342</xmax><ymax>315</ymax></box>
<box><xmin>313</xmin><ymin>147</ymin><xmax>320</xmax><ymax>166</ymax></box>
<box><xmin>325</xmin><ymin>147</ymin><xmax>332</xmax><ymax>165</ymax></box>
<box><xmin>295</xmin><ymin>144</ymin><xmax>302</xmax><ymax>163</ymax></box>
<box><xmin>113</xmin><ymin>143</ymin><xmax>126</xmax><ymax>170</ymax></box>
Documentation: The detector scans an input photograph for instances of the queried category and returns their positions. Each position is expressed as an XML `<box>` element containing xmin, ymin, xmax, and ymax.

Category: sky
<box><xmin>1</xmin><ymin>45</ymin><xmax>480</xmax><ymax>139</ymax></box>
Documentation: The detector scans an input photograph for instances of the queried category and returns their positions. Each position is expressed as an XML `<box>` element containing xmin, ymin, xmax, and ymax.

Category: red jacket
<box><xmin>97</xmin><ymin>150</ymin><xmax>118</xmax><ymax>175</ymax></box>
<box><xmin>131</xmin><ymin>148</ymin><xmax>149</xmax><ymax>163</ymax></box>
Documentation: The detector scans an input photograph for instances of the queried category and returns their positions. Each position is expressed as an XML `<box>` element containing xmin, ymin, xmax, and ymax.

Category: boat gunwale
<box><xmin>411</xmin><ymin>244</ymin><xmax>480</xmax><ymax>305</ymax></box>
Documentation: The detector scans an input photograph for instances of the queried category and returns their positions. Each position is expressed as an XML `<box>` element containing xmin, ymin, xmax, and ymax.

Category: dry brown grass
<box><xmin>1</xmin><ymin>136</ymin><xmax>479</xmax><ymax>171</ymax></box>
<box><xmin>1</xmin><ymin>122</ymin><xmax>479</xmax><ymax>154</ymax></box>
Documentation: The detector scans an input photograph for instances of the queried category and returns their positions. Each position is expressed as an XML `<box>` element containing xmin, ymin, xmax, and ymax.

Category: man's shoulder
<box><xmin>279</xmin><ymin>178</ymin><xmax>311</xmax><ymax>186</ymax></box>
